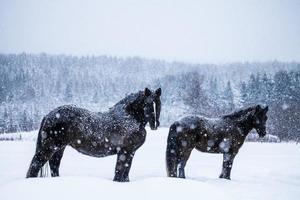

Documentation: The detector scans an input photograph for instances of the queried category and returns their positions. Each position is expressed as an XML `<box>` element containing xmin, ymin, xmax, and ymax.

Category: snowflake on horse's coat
<box><xmin>26</xmin><ymin>87</ymin><xmax>161</xmax><ymax>182</ymax></box>
<box><xmin>166</xmin><ymin>105</ymin><xmax>268</xmax><ymax>180</ymax></box>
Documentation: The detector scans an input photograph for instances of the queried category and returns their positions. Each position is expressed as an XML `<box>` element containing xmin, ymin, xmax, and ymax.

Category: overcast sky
<box><xmin>0</xmin><ymin>0</ymin><xmax>299</xmax><ymax>63</ymax></box>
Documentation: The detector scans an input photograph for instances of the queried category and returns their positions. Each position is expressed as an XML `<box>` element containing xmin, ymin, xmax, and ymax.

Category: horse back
<box><xmin>38</xmin><ymin>105</ymin><xmax>146</xmax><ymax>157</ymax></box>
<box><xmin>172</xmin><ymin>115</ymin><xmax>244</xmax><ymax>154</ymax></box>
<box><xmin>38</xmin><ymin>105</ymin><xmax>107</xmax><ymax>146</ymax></box>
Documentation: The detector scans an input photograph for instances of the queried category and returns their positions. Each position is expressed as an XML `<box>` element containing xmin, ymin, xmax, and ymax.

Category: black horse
<box><xmin>26</xmin><ymin>88</ymin><xmax>161</xmax><ymax>182</ymax></box>
<box><xmin>166</xmin><ymin>105</ymin><xmax>268</xmax><ymax>180</ymax></box>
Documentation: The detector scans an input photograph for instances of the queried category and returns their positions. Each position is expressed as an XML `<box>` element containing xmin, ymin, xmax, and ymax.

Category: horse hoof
<box><xmin>113</xmin><ymin>177</ymin><xmax>129</xmax><ymax>182</ymax></box>
<box><xmin>219</xmin><ymin>174</ymin><xmax>231</xmax><ymax>180</ymax></box>
<box><xmin>168</xmin><ymin>174</ymin><xmax>176</xmax><ymax>178</ymax></box>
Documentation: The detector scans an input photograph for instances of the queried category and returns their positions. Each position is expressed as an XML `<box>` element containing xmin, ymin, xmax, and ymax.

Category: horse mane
<box><xmin>108</xmin><ymin>91</ymin><xmax>146</xmax><ymax>124</ymax></box>
<box><xmin>222</xmin><ymin>106</ymin><xmax>255</xmax><ymax>120</ymax></box>
<box><xmin>112</xmin><ymin>91</ymin><xmax>145</xmax><ymax>109</ymax></box>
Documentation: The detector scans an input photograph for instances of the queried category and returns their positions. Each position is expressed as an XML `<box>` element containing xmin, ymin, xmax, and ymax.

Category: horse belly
<box><xmin>195</xmin><ymin>138</ymin><xmax>223</xmax><ymax>153</ymax></box>
<box><xmin>70</xmin><ymin>137</ymin><xmax>117</xmax><ymax>157</ymax></box>
<box><xmin>78</xmin><ymin>148</ymin><xmax>116</xmax><ymax>157</ymax></box>
<box><xmin>195</xmin><ymin>126</ymin><xmax>226</xmax><ymax>153</ymax></box>
<box><xmin>195</xmin><ymin>145</ymin><xmax>222</xmax><ymax>154</ymax></box>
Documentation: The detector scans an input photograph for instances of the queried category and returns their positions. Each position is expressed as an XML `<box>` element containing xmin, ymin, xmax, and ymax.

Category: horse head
<box><xmin>251</xmin><ymin>105</ymin><xmax>269</xmax><ymax>138</ymax></box>
<box><xmin>143</xmin><ymin>87</ymin><xmax>161</xmax><ymax>130</ymax></box>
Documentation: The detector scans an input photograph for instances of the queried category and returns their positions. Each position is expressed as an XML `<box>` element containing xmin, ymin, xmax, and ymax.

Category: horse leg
<box><xmin>113</xmin><ymin>150</ymin><xmax>135</xmax><ymax>182</ymax></box>
<box><xmin>26</xmin><ymin>148</ymin><xmax>54</xmax><ymax>178</ymax></box>
<box><xmin>27</xmin><ymin>124</ymin><xmax>65</xmax><ymax>178</ymax></box>
<box><xmin>120</xmin><ymin>151</ymin><xmax>135</xmax><ymax>181</ymax></box>
<box><xmin>166</xmin><ymin>143</ymin><xmax>178</xmax><ymax>177</ymax></box>
<box><xmin>166</xmin><ymin>124</ymin><xmax>179</xmax><ymax>177</ymax></box>
<box><xmin>177</xmin><ymin>147</ymin><xmax>193</xmax><ymax>178</ymax></box>
<box><xmin>49</xmin><ymin>147</ymin><xmax>66</xmax><ymax>177</ymax></box>
<box><xmin>219</xmin><ymin>153</ymin><xmax>237</xmax><ymax>180</ymax></box>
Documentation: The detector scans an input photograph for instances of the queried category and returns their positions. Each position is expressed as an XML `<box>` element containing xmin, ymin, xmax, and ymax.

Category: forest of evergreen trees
<box><xmin>0</xmin><ymin>53</ymin><xmax>299</xmax><ymax>141</ymax></box>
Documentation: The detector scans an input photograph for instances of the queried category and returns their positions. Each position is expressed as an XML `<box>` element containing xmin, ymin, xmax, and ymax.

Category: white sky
<box><xmin>0</xmin><ymin>0</ymin><xmax>299</xmax><ymax>63</ymax></box>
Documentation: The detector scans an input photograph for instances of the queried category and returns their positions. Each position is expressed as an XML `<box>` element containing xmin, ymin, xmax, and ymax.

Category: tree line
<box><xmin>165</xmin><ymin>71</ymin><xmax>299</xmax><ymax>141</ymax></box>
<box><xmin>0</xmin><ymin>53</ymin><xmax>299</xmax><ymax>141</ymax></box>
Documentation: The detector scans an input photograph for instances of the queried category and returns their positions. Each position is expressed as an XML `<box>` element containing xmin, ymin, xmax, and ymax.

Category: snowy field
<box><xmin>0</xmin><ymin>128</ymin><xmax>299</xmax><ymax>200</ymax></box>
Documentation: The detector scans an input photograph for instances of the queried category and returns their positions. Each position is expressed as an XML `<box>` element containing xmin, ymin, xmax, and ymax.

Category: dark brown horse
<box><xmin>26</xmin><ymin>88</ymin><xmax>161</xmax><ymax>182</ymax></box>
<box><xmin>166</xmin><ymin>105</ymin><xmax>268</xmax><ymax>180</ymax></box>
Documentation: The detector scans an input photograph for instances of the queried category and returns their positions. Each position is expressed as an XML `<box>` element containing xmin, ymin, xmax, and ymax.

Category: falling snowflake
<box><xmin>219</xmin><ymin>140</ymin><xmax>230</xmax><ymax>153</ymax></box>
<box><xmin>41</xmin><ymin>131</ymin><xmax>47</xmax><ymax>139</ymax></box>
<box><xmin>190</xmin><ymin>124</ymin><xmax>196</xmax><ymax>129</ymax></box>
<box><xmin>281</xmin><ymin>103</ymin><xmax>289</xmax><ymax>110</ymax></box>
<box><xmin>55</xmin><ymin>113</ymin><xmax>60</xmax><ymax>119</ymax></box>
<box><xmin>219</xmin><ymin>142</ymin><xmax>226</xmax><ymax>149</ymax></box>
<box><xmin>119</xmin><ymin>154</ymin><xmax>126</xmax><ymax>161</ymax></box>
<box><xmin>207</xmin><ymin>140</ymin><xmax>214</xmax><ymax>147</ymax></box>
<box><xmin>77</xmin><ymin>139</ymin><xmax>81</xmax><ymax>144</ymax></box>
<box><xmin>181</xmin><ymin>140</ymin><xmax>187</xmax><ymax>147</ymax></box>
<box><xmin>176</xmin><ymin>126</ymin><xmax>183</xmax><ymax>132</ymax></box>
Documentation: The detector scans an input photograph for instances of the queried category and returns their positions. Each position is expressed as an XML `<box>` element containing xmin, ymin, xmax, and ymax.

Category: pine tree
<box><xmin>247</xmin><ymin>73</ymin><xmax>261</xmax><ymax>104</ymax></box>
<box><xmin>240</xmin><ymin>81</ymin><xmax>248</xmax><ymax>105</ymax></box>
<box><xmin>207</xmin><ymin>78</ymin><xmax>221</xmax><ymax>115</ymax></box>
<box><xmin>260</xmin><ymin>73</ymin><xmax>273</xmax><ymax>104</ymax></box>
<box><xmin>64</xmin><ymin>83</ymin><xmax>73</xmax><ymax>102</ymax></box>
<box><xmin>183</xmin><ymin>72</ymin><xmax>210</xmax><ymax>116</ymax></box>
<box><xmin>222</xmin><ymin>81</ymin><xmax>235</xmax><ymax>113</ymax></box>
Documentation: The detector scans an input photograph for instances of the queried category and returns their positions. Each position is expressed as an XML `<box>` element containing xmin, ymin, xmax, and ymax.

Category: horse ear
<box><xmin>264</xmin><ymin>106</ymin><xmax>269</xmax><ymax>113</ymax></box>
<box><xmin>253</xmin><ymin>105</ymin><xmax>261</xmax><ymax>114</ymax></box>
<box><xmin>144</xmin><ymin>88</ymin><xmax>151</xmax><ymax>97</ymax></box>
<box><xmin>155</xmin><ymin>88</ymin><xmax>161</xmax><ymax>96</ymax></box>
<box><xmin>255</xmin><ymin>105</ymin><xmax>261</xmax><ymax>111</ymax></box>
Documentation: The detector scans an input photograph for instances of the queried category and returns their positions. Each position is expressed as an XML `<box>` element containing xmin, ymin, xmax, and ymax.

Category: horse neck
<box><xmin>125</xmin><ymin>95</ymin><xmax>147</xmax><ymax>126</ymax></box>
<box><xmin>235</xmin><ymin>109</ymin><xmax>255</xmax><ymax>137</ymax></box>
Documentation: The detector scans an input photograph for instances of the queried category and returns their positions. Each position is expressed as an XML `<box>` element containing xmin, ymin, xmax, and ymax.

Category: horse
<box><xmin>166</xmin><ymin>105</ymin><xmax>268</xmax><ymax>180</ymax></box>
<box><xmin>26</xmin><ymin>87</ymin><xmax>161</xmax><ymax>182</ymax></box>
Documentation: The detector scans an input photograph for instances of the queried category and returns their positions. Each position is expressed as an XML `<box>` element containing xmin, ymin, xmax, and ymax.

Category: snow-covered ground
<box><xmin>0</xmin><ymin>128</ymin><xmax>299</xmax><ymax>200</ymax></box>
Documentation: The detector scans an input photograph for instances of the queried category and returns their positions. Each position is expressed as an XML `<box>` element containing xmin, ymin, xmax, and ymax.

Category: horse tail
<box><xmin>166</xmin><ymin>122</ymin><xmax>179</xmax><ymax>177</ymax></box>
<box><xmin>36</xmin><ymin>117</ymin><xmax>50</xmax><ymax>177</ymax></box>
<box><xmin>39</xmin><ymin>162</ymin><xmax>50</xmax><ymax>177</ymax></box>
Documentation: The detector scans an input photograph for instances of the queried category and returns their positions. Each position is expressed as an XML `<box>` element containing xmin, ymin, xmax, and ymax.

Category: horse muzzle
<box><xmin>257</xmin><ymin>129</ymin><xmax>267</xmax><ymax>138</ymax></box>
<box><xmin>150</xmin><ymin>120</ymin><xmax>160</xmax><ymax>130</ymax></box>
